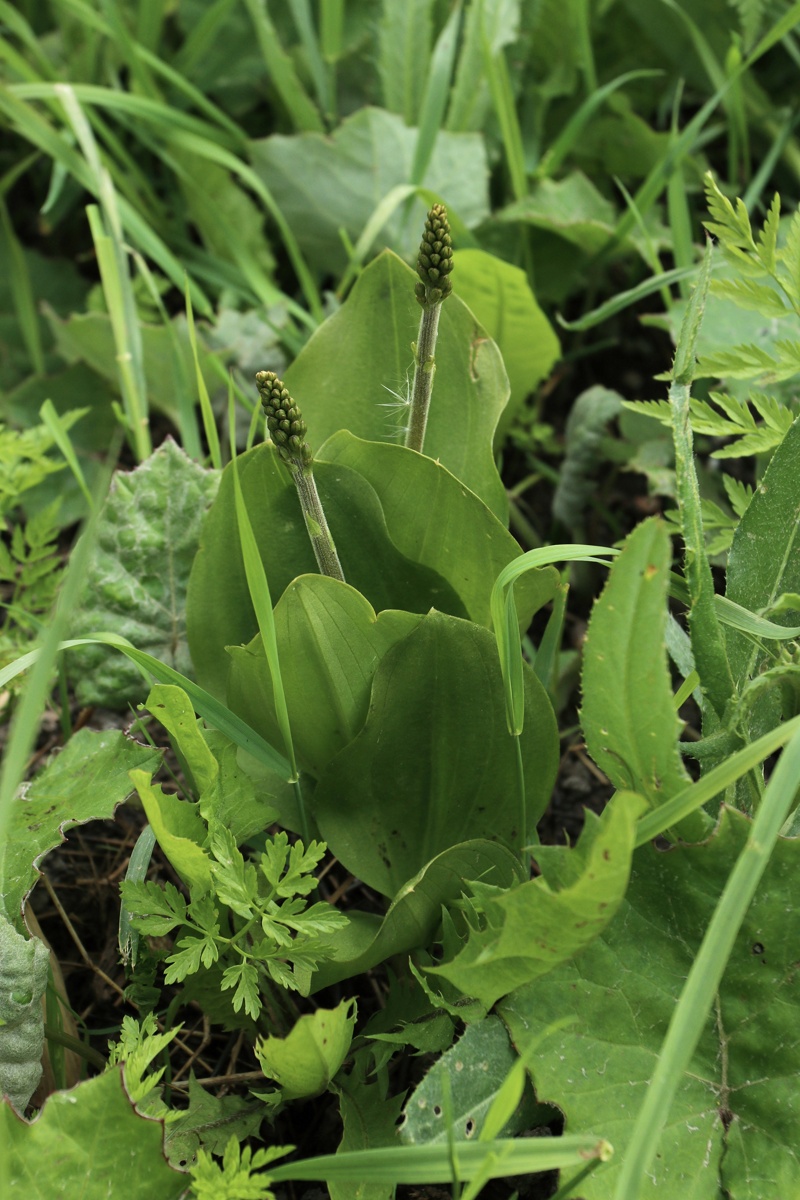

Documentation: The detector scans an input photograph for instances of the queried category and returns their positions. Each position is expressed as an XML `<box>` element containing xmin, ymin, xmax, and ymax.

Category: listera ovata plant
<box><xmin>256</xmin><ymin>203</ymin><xmax>453</xmax><ymax>571</ymax></box>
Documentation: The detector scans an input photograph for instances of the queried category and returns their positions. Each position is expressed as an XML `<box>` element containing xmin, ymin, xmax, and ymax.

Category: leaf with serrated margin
<box><xmin>726</xmin><ymin>415</ymin><xmax>800</xmax><ymax>735</ymax></box>
<box><xmin>581</xmin><ymin>518</ymin><xmax>691</xmax><ymax>806</ymax></box>
<box><xmin>427</xmin><ymin>791</ymin><xmax>645</xmax><ymax>1009</ymax></box>
<box><xmin>1</xmin><ymin>729</ymin><xmax>160</xmax><ymax>921</ymax></box>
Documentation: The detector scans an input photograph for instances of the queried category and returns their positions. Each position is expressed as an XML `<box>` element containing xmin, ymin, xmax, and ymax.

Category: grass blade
<box><xmin>227</xmin><ymin>387</ymin><xmax>307</xmax><ymax>837</ymax></box>
<box><xmin>243</xmin><ymin>0</ymin><xmax>324</xmax><ymax>133</ymax></box>
<box><xmin>0</xmin><ymin>191</ymin><xmax>44</xmax><ymax>375</ymax></box>
<box><xmin>268</xmin><ymin>1134</ymin><xmax>613</xmax><ymax>1184</ymax></box>
<box><xmin>491</xmin><ymin>545</ymin><xmax>619</xmax><ymax>737</ymax></box>
<box><xmin>0</xmin><ymin>637</ymin><xmax>292</xmax><ymax>780</ymax></box>
<box><xmin>184</xmin><ymin>282</ymin><xmax>222</xmax><ymax>470</ymax></box>
<box><xmin>635</xmin><ymin>713</ymin><xmax>800</xmax><ymax>845</ymax></box>
<box><xmin>38</xmin><ymin>400</ymin><xmax>94</xmax><ymax>513</ymax></box>
<box><xmin>410</xmin><ymin>0</ymin><xmax>463</xmax><ymax>187</ymax></box>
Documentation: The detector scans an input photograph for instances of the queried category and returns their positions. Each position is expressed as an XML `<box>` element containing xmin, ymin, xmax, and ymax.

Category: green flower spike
<box><xmin>257</xmin><ymin>370</ymin><xmax>313</xmax><ymax>470</ymax></box>
<box><xmin>405</xmin><ymin>204</ymin><xmax>454</xmax><ymax>454</ymax></box>
<box><xmin>256</xmin><ymin>371</ymin><xmax>344</xmax><ymax>582</ymax></box>
<box><xmin>414</xmin><ymin>203</ymin><xmax>454</xmax><ymax>307</ymax></box>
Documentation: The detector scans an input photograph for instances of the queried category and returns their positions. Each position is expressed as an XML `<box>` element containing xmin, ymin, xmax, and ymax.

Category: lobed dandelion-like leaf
<box><xmin>415</xmin><ymin>203</ymin><xmax>453</xmax><ymax>307</ymax></box>
<box><xmin>256</xmin><ymin>370</ymin><xmax>313</xmax><ymax>468</ymax></box>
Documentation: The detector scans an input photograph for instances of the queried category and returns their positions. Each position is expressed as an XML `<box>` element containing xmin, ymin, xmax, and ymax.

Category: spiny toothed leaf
<box><xmin>256</xmin><ymin>371</ymin><xmax>313</xmax><ymax>468</ymax></box>
<box><xmin>415</xmin><ymin>203</ymin><xmax>453</xmax><ymax>306</ymax></box>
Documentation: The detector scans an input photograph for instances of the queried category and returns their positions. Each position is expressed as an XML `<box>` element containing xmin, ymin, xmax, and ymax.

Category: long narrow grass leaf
<box><xmin>410</xmin><ymin>1</ymin><xmax>462</xmax><ymax>186</ymax></box>
<box><xmin>243</xmin><ymin>0</ymin><xmax>324</xmax><ymax>133</ymax></box>
<box><xmin>38</xmin><ymin>401</ymin><xmax>94</xmax><ymax>513</ymax></box>
<box><xmin>228</xmin><ymin>394</ymin><xmax>299</xmax><ymax>786</ymax></box>
<box><xmin>0</xmin><ymin>193</ymin><xmax>44</xmax><ymax>374</ymax></box>
<box><xmin>557</xmin><ymin>265</ymin><xmax>697</xmax><ymax>331</ymax></box>
<box><xmin>268</xmin><ymin>1135</ymin><xmax>613</xmax><ymax>1184</ymax></box>
<box><xmin>0</xmin><ymin>638</ymin><xmax>292</xmax><ymax>779</ymax></box>
<box><xmin>492</xmin><ymin>545</ymin><xmax>619</xmax><ymax>735</ymax></box>
<box><xmin>538</xmin><ymin>70</ymin><xmax>662</xmax><ymax>179</ymax></box>
<box><xmin>184</xmin><ymin>282</ymin><xmax>222</xmax><ymax>470</ymax></box>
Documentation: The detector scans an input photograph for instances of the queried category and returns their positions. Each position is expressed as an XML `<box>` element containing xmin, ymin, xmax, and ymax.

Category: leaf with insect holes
<box><xmin>399</xmin><ymin>1016</ymin><xmax>531</xmax><ymax>1145</ymax></box>
<box><xmin>500</xmin><ymin>806</ymin><xmax>800</xmax><ymax>1200</ymax></box>
<box><xmin>255</xmin><ymin>1000</ymin><xmax>357</xmax><ymax>1101</ymax></box>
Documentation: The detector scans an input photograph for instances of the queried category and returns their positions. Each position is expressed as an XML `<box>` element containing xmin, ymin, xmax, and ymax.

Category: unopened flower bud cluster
<box><xmin>256</xmin><ymin>370</ymin><xmax>313</xmax><ymax>468</ymax></box>
<box><xmin>415</xmin><ymin>204</ymin><xmax>453</xmax><ymax>307</ymax></box>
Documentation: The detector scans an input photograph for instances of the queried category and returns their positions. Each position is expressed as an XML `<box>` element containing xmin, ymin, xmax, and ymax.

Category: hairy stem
<box><xmin>290</xmin><ymin>466</ymin><xmax>345</xmax><ymax>582</ymax></box>
<box><xmin>256</xmin><ymin>369</ymin><xmax>345</xmax><ymax>584</ymax></box>
<box><xmin>404</xmin><ymin>203</ymin><xmax>453</xmax><ymax>454</ymax></box>
<box><xmin>405</xmin><ymin>302</ymin><xmax>442</xmax><ymax>453</ymax></box>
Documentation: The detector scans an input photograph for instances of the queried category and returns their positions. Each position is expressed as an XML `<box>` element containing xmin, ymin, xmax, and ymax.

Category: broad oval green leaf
<box><xmin>250</xmin><ymin>107</ymin><xmax>489</xmax><ymax>276</ymax></box>
<box><xmin>186</xmin><ymin>442</ymin><xmax>464</xmax><ymax>699</ymax></box>
<box><xmin>310</xmin><ymin>839</ymin><xmax>524</xmax><ymax>992</ymax></box>
<box><xmin>227</xmin><ymin>577</ymin><xmax>421</xmax><ymax>777</ymax></box>
<box><xmin>284</xmin><ymin>251</ymin><xmax>509</xmax><ymax>518</ymax></box>
<box><xmin>453</xmin><ymin>248</ymin><xmax>560</xmax><ymax>432</ymax></box>
<box><xmin>313</xmin><ymin>612</ymin><xmax>559</xmax><ymax>897</ymax></box>
<box><xmin>318</xmin><ymin>432</ymin><xmax>556</xmax><ymax>632</ymax></box>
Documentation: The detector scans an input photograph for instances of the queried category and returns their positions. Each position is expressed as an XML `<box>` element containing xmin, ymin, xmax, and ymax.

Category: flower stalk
<box><xmin>405</xmin><ymin>203</ymin><xmax>453</xmax><ymax>454</ymax></box>
<box><xmin>256</xmin><ymin>371</ymin><xmax>345</xmax><ymax>582</ymax></box>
